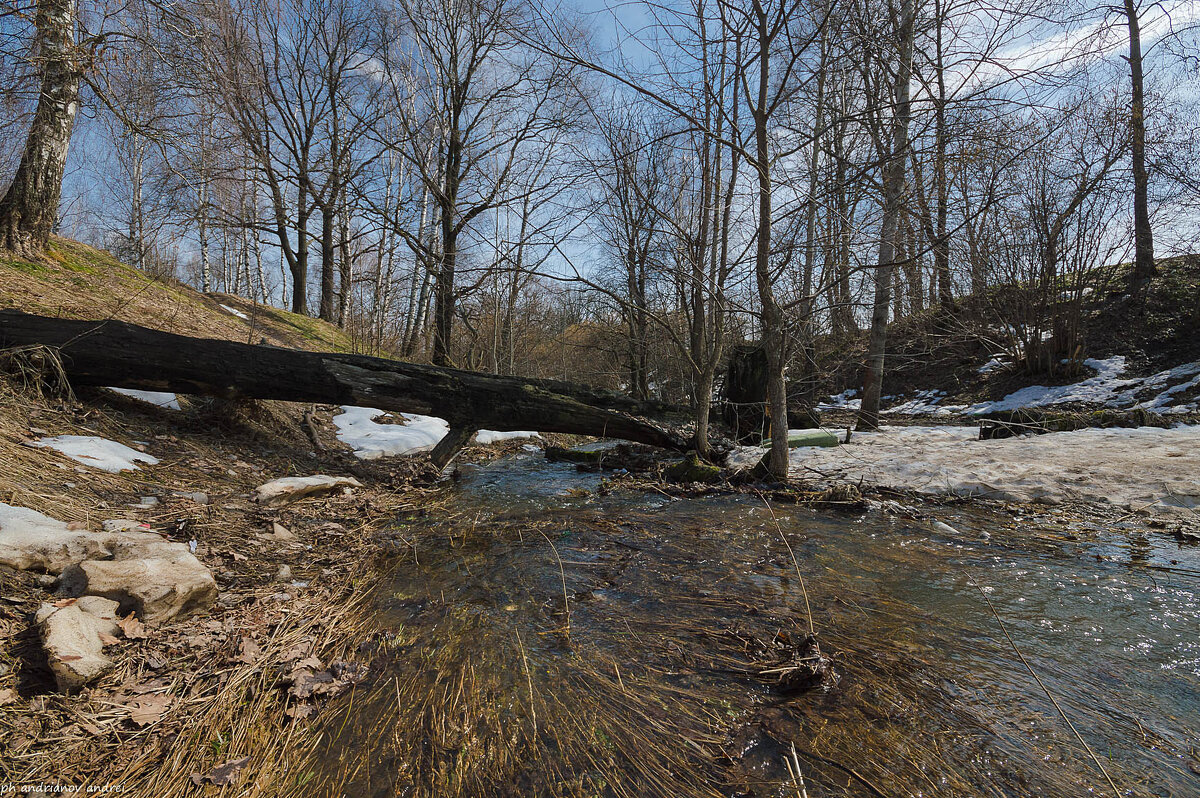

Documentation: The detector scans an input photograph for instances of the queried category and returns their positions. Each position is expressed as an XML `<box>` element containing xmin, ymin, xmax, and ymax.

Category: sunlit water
<box><xmin>306</xmin><ymin>454</ymin><xmax>1200</xmax><ymax>797</ymax></box>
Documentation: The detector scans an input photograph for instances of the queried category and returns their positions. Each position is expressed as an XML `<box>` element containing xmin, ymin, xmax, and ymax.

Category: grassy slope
<box><xmin>0</xmin><ymin>236</ymin><xmax>359</xmax><ymax>354</ymax></box>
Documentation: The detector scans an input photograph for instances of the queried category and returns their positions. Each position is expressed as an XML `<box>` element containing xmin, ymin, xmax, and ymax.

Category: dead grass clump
<box><xmin>0</xmin><ymin>345</ymin><xmax>74</xmax><ymax>402</ymax></box>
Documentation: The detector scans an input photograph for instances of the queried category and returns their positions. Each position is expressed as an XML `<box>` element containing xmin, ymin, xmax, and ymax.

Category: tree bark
<box><xmin>0</xmin><ymin>0</ymin><xmax>81</xmax><ymax>257</ymax></box>
<box><xmin>0</xmin><ymin>311</ymin><xmax>687</xmax><ymax>450</ymax></box>
<box><xmin>857</xmin><ymin>0</ymin><xmax>916</xmax><ymax>431</ymax></box>
<box><xmin>1125</xmin><ymin>0</ymin><xmax>1155</xmax><ymax>282</ymax></box>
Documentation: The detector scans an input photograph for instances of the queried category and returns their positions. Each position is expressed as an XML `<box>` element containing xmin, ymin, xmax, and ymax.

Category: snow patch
<box><xmin>33</xmin><ymin>436</ymin><xmax>160</xmax><ymax>473</ymax></box>
<box><xmin>475</xmin><ymin>429</ymin><xmax>540</xmax><ymax>445</ymax></box>
<box><xmin>107</xmin><ymin>388</ymin><xmax>180</xmax><ymax>410</ymax></box>
<box><xmin>773</xmin><ymin>424</ymin><xmax>1200</xmax><ymax>511</ymax></box>
<box><xmin>882</xmin><ymin>389</ymin><xmax>968</xmax><ymax>417</ymax></box>
<box><xmin>818</xmin><ymin>389</ymin><xmax>860</xmax><ymax>411</ymax></box>
<box><xmin>333</xmin><ymin>408</ymin><xmax>450</xmax><ymax>458</ymax></box>
<box><xmin>219</xmin><ymin>303</ymin><xmax>249</xmax><ymax>320</ymax></box>
<box><xmin>332</xmin><ymin>407</ymin><xmax>538</xmax><ymax>459</ymax></box>
<box><xmin>967</xmin><ymin>356</ymin><xmax>1134</xmax><ymax>413</ymax></box>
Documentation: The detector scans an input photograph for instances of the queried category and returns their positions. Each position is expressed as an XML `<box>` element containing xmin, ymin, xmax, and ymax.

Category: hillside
<box><xmin>813</xmin><ymin>255</ymin><xmax>1200</xmax><ymax>418</ymax></box>
<box><xmin>0</xmin><ymin>237</ymin><xmax>359</xmax><ymax>354</ymax></box>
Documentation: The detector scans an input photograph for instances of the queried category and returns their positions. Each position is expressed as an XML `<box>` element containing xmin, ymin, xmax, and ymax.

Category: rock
<box><xmin>275</xmin><ymin>564</ymin><xmax>292</xmax><ymax>582</ymax></box>
<box><xmin>59</xmin><ymin>534</ymin><xmax>217</xmax><ymax>624</ymax></box>
<box><xmin>102</xmin><ymin>519</ymin><xmax>148</xmax><ymax>533</ymax></box>
<box><xmin>271</xmin><ymin>522</ymin><xmax>294</xmax><ymax>540</ymax></box>
<box><xmin>662</xmin><ymin>453</ymin><xmax>723</xmax><ymax>484</ymax></box>
<box><xmin>1</xmin><ymin>504</ymin><xmax>218</xmax><ymax>624</ymax></box>
<box><xmin>253</xmin><ymin>475</ymin><xmax>363</xmax><ymax>507</ymax></box>
<box><xmin>177</xmin><ymin>492</ymin><xmax>209</xmax><ymax>505</ymax></box>
<box><xmin>0</xmin><ymin>503</ymin><xmax>113</xmax><ymax>573</ymax></box>
<box><xmin>36</xmin><ymin>598</ymin><xmax>121</xmax><ymax>691</ymax></box>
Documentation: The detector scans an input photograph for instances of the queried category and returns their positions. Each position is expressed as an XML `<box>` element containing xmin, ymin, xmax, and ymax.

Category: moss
<box><xmin>662</xmin><ymin>453</ymin><xmax>722</xmax><ymax>484</ymax></box>
<box><xmin>2</xmin><ymin>258</ymin><xmax>48</xmax><ymax>276</ymax></box>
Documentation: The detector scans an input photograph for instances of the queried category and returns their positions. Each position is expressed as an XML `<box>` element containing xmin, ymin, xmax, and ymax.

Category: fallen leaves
<box><xmin>0</xmin><ymin>687</ymin><xmax>17</xmax><ymax>705</ymax></box>
<box><xmin>237</xmin><ymin>636</ymin><xmax>261</xmax><ymax>665</ymax></box>
<box><xmin>124</xmin><ymin>693</ymin><xmax>172</xmax><ymax>727</ymax></box>
<box><xmin>118</xmin><ymin>613</ymin><xmax>147</xmax><ymax>639</ymax></box>
<box><xmin>190</xmin><ymin>756</ymin><xmax>251</xmax><ymax>787</ymax></box>
<box><xmin>285</xmin><ymin>657</ymin><xmax>366</xmax><ymax>719</ymax></box>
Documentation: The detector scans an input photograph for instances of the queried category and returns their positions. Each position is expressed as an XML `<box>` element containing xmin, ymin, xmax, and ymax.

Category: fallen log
<box><xmin>0</xmin><ymin>311</ymin><xmax>688</xmax><ymax>461</ymax></box>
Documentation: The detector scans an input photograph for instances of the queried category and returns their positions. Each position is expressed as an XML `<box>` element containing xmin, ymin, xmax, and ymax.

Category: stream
<box><xmin>304</xmin><ymin>453</ymin><xmax>1200</xmax><ymax>797</ymax></box>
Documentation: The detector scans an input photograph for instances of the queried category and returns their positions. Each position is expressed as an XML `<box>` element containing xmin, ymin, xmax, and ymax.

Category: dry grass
<box><xmin>0</xmin><ymin>236</ymin><xmax>358</xmax><ymax>353</ymax></box>
<box><xmin>0</xmin><ymin>369</ymin><xmax>430</xmax><ymax>794</ymax></box>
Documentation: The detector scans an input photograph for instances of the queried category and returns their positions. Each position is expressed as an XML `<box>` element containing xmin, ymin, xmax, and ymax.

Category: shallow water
<box><xmin>306</xmin><ymin>454</ymin><xmax>1200</xmax><ymax>797</ymax></box>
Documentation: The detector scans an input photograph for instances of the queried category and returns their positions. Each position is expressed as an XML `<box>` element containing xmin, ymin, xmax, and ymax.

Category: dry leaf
<box><xmin>0</xmin><ymin>688</ymin><xmax>17</xmax><ymax>706</ymax></box>
<box><xmin>288</xmin><ymin>669</ymin><xmax>336</xmax><ymax>699</ymax></box>
<box><xmin>294</xmin><ymin>656</ymin><xmax>323</xmax><ymax>671</ymax></box>
<box><xmin>237</xmin><ymin>636</ymin><xmax>261</xmax><ymax>665</ymax></box>
<box><xmin>280</xmin><ymin>640</ymin><xmax>313</xmax><ymax>662</ymax></box>
<box><xmin>98</xmin><ymin>632</ymin><xmax>121</xmax><ymax>646</ymax></box>
<box><xmin>118</xmin><ymin>613</ymin><xmax>148</xmax><ymax>639</ymax></box>
<box><xmin>126</xmin><ymin>694</ymin><xmax>171</xmax><ymax>727</ymax></box>
<box><xmin>52</xmin><ymin>598</ymin><xmax>78</xmax><ymax>608</ymax></box>
<box><xmin>284</xmin><ymin>703</ymin><xmax>315</xmax><ymax>720</ymax></box>
<box><xmin>190</xmin><ymin>756</ymin><xmax>251</xmax><ymax>787</ymax></box>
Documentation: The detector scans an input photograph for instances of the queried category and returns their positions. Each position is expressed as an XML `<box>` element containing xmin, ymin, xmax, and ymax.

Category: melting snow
<box><xmin>967</xmin><ymin>356</ymin><xmax>1134</xmax><ymax>413</ymax></box>
<box><xmin>818</xmin><ymin>389</ymin><xmax>861</xmax><ymax>411</ymax></box>
<box><xmin>33</xmin><ymin>436</ymin><xmax>160</xmax><ymax>473</ymax></box>
<box><xmin>107</xmin><ymin>388</ymin><xmax>180</xmax><ymax>410</ymax></box>
<box><xmin>219</xmin><ymin>303</ymin><xmax>249</xmax><ymax>320</ymax></box>
<box><xmin>333</xmin><ymin>407</ymin><xmax>538</xmax><ymax>459</ymax></box>
<box><xmin>745</xmin><ymin>424</ymin><xmax>1200</xmax><ymax>511</ymax></box>
<box><xmin>882</xmin><ymin>389</ymin><xmax>968</xmax><ymax>417</ymax></box>
<box><xmin>968</xmin><ymin>356</ymin><xmax>1200</xmax><ymax>415</ymax></box>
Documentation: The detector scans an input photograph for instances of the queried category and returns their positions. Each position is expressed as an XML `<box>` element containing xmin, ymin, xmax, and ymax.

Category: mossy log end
<box><xmin>0</xmin><ymin>311</ymin><xmax>688</xmax><ymax>453</ymax></box>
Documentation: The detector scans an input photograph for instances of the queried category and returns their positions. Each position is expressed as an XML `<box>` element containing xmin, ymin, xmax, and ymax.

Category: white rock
<box><xmin>1</xmin><ymin>503</ymin><xmax>217</xmax><ymax>624</ymax></box>
<box><xmin>59</xmin><ymin>533</ymin><xmax>218</xmax><ymax>624</ymax></box>
<box><xmin>0</xmin><ymin>504</ymin><xmax>112</xmax><ymax>573</ymax></box>
<box><xmin>253</xmin><ymin>475</ymin><xmax>363</xmax><ymax>507</ymax></box>
<box><xmin>36</xmin><ymin>598</ymin><xmax>122</xmax><ymax>691</ymax></box>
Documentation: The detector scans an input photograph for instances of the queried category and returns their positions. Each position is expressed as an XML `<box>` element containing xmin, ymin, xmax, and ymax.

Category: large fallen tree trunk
<box><xmin>0</xmin><ymin>311</ymin><xmax>687</xmax><ymax>463</ymax></box>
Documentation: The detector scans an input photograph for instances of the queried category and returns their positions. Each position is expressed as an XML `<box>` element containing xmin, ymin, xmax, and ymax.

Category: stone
<box><xmin>36</xmin><ymin>598</ymin><xmax>121</xmax><ymax>691</ymax></box>
<box><xmin>253</xmin><ymin>475</ymin><xmax>363</xmax><ymax>507</ymax></box>
<box><xmin>0</xmin><ymin>503</ymin><xmax>113</xmax><ymax>573</ymax></box>
<box><xmin>2</xmin><ymin>505</ymin><xmax>217</xmax><ymax>625</ymax></box>
<box><xmin>59</xmin><ymin>534</ymin><xmax>217</xmax><ymax>624</ymax></box>
<box><xmin>275</xmin><ymin>564</ymin><xmax>292</xmax><ymax>582</ymax></box>
<box><xmin>662</xmin><ymin>453</ymin><xmax>723</xmax><ymax>484</ymax></box>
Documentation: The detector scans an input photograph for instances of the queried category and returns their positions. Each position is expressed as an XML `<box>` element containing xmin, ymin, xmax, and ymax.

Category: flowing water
<box><xmin>305</xmin><ymin>454</ymin><xmax>1200</xmax><ymax>797</ymax></box>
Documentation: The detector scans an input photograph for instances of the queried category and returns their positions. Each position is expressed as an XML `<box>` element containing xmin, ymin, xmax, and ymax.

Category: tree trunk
<box><xmin>1125</xmin><ymin>0</ymin><xmax>1155</xmax><ymax>282</ymax></box>
<box><xmin>858</xmin><ymin>0</ymin><xmax>916</xmax><ymax>431</ymax></box>
<box><xmin>0</xmin><ymin>0</ymin><xmax>81</xmax><ymax>257</ymax></box>
<box><xmin>0</xmin><ymin>311</ymin><xmax>688</xmax><ymax>451</ymax></box>
<box><xmin>318</xmin><ymin>205</ymin><xmax>336</xmax><ymax>321</ymax></box>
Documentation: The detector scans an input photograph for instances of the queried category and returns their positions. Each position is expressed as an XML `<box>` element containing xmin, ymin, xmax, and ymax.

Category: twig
<box><xmin>759</xmin><ymin>494</ymin><xmax>815</xmax><ymax>636</ymax></box>
<box><xmin>968</xmin><ymin>574</ymin><xmax>1121</xmax><ymax>798</ymax></box>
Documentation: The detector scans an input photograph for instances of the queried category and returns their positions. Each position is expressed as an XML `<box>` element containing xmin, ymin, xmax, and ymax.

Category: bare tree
<box><xmin>0</xmin><ymin>0</ymin><xmax>81</xmax><ymax>255</ymax></box>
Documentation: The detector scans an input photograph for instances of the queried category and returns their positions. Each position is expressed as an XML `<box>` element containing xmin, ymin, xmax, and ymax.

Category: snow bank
<box><xmin>756</xmin><ymin>424</ymin><xmax>1200</xmax><ymax>511</ymax></box>
<box><xmin>332</xmin><ymin>407</ymin><xmax>538</xmax><ymax>459</ymax></box>
<box><xmin>219</xmin><ymin>303</ymin><xmax>249</xmax><ymax>320</ymax></box>
<box><xmin>33</xmin><ymin>436</ymin><xmax>160</xmax><ymax>473</ymax></box>
<box><xmin>967</xmin><ymin>356</ymin><xmax>1200</xmax><ymax>415</ymax></box>
<box><xmin>968</xmin><ymin>356</ymin><xmax>1133</xmax><ymax>413</ymax></box>
<box><xmin>107</xmin><ymin>388</ymin><xmax>180</xmax><ymax>410</ymax></box>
